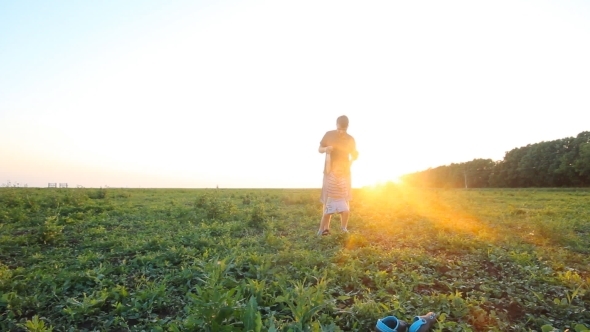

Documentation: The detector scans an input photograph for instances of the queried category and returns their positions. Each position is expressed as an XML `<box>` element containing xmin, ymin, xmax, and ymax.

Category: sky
<box><xmin>1</xmin><ymin>0</ymin><xmax>590</xmax><ymax>188</ymax></box>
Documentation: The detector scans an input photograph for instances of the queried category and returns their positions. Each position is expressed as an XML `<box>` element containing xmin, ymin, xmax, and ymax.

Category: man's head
<box><xmin>336</xmin><ymin>115</ymin><xmax>349</xmax><ymax>133</ymax></box>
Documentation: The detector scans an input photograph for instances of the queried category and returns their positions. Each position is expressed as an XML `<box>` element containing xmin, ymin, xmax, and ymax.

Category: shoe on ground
<box><xmin>341</xmin><ymin>228</ymin><xmax>349</xmax><ymax>233</ymax></box>
<box><xmin>321</xmin><ymin>229</ymin><xmax>330</xmax><ymax>236</ymax></box>
<box><xmin>409</xmin><ymin>312</ymin><xmax>436</xmax><ymax>332</ymax></box>
<box><xmin>375</xmin><ymin>316</ymin><xmax>408</xmax><ymax>332</ymax></box>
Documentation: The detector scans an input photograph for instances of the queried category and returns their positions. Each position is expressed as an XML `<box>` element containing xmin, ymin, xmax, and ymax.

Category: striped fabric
<box><xmin>324</xmin><ymin>172</ymin><xmax>349</xmax><ymax>199</ymax></box>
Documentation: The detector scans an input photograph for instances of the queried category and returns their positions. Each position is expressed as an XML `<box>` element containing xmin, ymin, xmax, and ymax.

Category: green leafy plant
<box><xmin>1</xmin><ymin>187</ymin><xmax>589</xmax><ymax>330</ymax></box>
<box><xmin>23</xmin><ymin>315</ymin><xmax>54</xmax><ymax>332</ymax></box>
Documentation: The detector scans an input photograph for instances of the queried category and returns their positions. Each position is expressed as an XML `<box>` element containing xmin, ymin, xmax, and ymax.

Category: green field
<box><xmin>1</xmin><ymin>186</ymin><xmax>589</xmax><ymax>331</ymax></box>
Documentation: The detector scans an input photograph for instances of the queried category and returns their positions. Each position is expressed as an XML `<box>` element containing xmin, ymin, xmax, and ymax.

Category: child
<box><xmin>317</xmin><ymin>151</ymin><xmax>351</xmax><ymax>236</ymax></box>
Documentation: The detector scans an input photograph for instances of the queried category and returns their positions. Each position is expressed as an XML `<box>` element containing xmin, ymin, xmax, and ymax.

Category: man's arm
<box><xmin>350</xmin><ymin>137</ymin><xmax>359</xmax><ymax>161</ymax></box>
<box><xmin>318</xmin><ymin>131</ymin><xmax>334</xmax><ymax>154</ymax></box>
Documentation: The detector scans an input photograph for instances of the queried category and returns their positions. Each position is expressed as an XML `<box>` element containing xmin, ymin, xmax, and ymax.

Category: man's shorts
<box><xmin>323</xmin><ymin>197</ymin><xmax>349</xmax><ymax>215</ymax></box>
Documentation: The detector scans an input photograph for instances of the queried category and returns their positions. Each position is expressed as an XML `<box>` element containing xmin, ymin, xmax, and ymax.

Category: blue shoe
<box><xmin>409</xmin><ymin>312</ymin><xmax>437</xmax><ymax>332</ymax></box>
<box><xmin>376</xmin><ymin>316</ymin><xmax>408</xmax><ymax>332</ymax></box>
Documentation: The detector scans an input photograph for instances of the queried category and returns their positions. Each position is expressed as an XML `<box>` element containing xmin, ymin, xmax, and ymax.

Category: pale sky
<box><xmin>1</xmin><ymin>0</ymin><xmax>590</xmax><ymax>188</ymax></box>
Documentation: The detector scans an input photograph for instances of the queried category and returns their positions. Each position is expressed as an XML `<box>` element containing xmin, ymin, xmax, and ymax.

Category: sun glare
<box><xmin>351</xmin><ymin>151</ymin><xmax>404</xmax><ymax>188</ymax></box>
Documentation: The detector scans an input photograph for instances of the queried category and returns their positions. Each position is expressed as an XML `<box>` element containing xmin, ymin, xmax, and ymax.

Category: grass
<box><xmin>0</xmin><ymin>186</ymin><xmax>589</xmax><ymax>331</ymax></box>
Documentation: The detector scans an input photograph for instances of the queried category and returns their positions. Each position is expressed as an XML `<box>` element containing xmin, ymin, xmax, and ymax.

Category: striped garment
<box><xmin>324</xmin><ymin>172</ymin><xmax>349</xmax><ymax>199</ymax></box>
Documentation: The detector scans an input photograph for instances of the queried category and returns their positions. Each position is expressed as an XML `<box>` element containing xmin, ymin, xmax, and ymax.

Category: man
<box><xmin>317</xmin><ymin>115</ymin><xmax>359</xmax><ymax>235</ymax></box>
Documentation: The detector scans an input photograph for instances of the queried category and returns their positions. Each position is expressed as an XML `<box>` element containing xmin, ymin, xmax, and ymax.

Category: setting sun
<box><xmin>348</xmin><ymin>138</ymin><xmax>407</xmax><ymax>188</ymax></box>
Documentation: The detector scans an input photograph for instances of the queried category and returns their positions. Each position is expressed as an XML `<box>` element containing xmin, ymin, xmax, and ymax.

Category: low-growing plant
<box><xmin>1</xmin><ymin>187</ymin><xmax>589</xmax><ymax>330</ymax></box>
<box><xmin>87</xmin><ymin>187</ymin><xmax>108</xmax><ymax>199</ymax></box>
<box><xmin>22</xmin><ymin>315</ymin><xmax>54</xmax><ymax>332</ymax></box>
<box><xmin>37</xmin><ymin>215</ymin><xmax>64</xmax><ymax>244</ymax></box>
<box><xmin>248</xmin><ymin>203</ymin><xmax>267</xmax><ymax>229</ymax></box>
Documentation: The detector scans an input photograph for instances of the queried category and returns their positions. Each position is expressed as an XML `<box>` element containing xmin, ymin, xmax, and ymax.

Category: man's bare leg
<box><xmin>318</xmin><ymin>213</ymin><xmax>332</xmax><ymax>234</ymax></box>
<box><xmin>340</xmin><ymin>211</ymin><xmax>349</xmax><ymax>231</ymax></box>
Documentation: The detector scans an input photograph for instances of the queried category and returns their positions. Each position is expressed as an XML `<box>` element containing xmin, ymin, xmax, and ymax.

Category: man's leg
<box><xmin>318</xmin><ymin>211</ymin><xmax>332</xmax><ymax>235</ymax></box>
<box><xmin>339</xmin><ymin>200</ymin><xmax>350</xmax><ymax>231</ymax></box>
<box><xmin>340</xmin><ymin>211</ymin><xmax>349</xmax><ymax>231</ymax></box>
<box><xmin>324</xmin><ymin>213</ymin><xmax>332</xmax><ymax>231</ymax></box>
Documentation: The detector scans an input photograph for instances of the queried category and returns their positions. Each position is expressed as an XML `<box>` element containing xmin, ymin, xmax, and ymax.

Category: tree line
<box><xmin>401</xmin><ymin>131</ymin><xmax>590</xmax><ymax>188</ymax></box>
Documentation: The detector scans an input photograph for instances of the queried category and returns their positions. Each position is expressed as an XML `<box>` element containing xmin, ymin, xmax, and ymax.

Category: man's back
<box><xmin>320</xmin><ymin>130</ymin><xmax>357</xmax><ymax>174</ymax></box>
